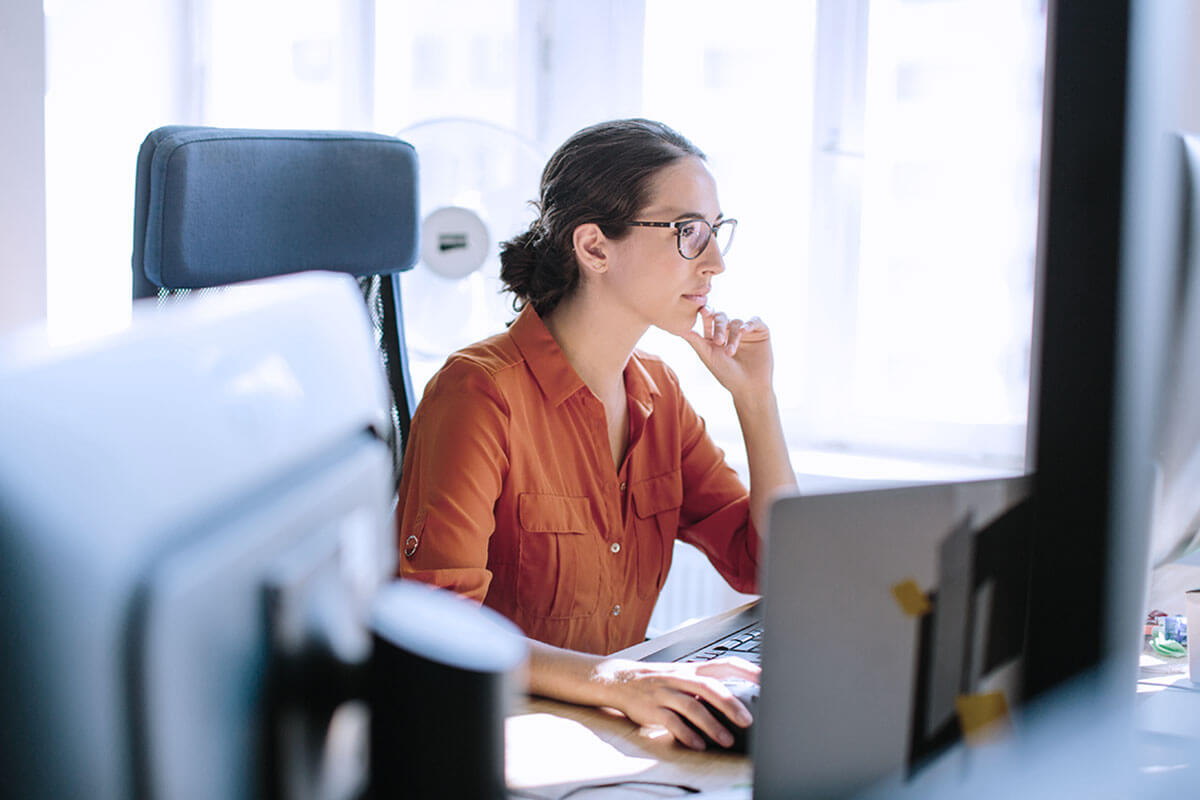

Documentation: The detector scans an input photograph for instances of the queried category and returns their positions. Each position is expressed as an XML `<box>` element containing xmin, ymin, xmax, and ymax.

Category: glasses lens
<box><xmin>714</xmin><ymin>219</ymin><xmax>736</xmax><ymax>256</ymax></box>
<box><xmin>677</xmin><ymin>220</ymin><xmax>711</xmax><ymax>259</ymax></box>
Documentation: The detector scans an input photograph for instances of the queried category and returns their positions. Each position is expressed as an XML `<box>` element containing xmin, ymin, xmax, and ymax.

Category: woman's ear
<box><xmin>572</xmin><ymin>223</ymin><xmax>609</xmax><ymax>276</ymax></box>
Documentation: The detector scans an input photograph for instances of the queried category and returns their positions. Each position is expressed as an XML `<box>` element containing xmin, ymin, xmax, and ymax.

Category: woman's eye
<box><xmin>680</xmin><ymin>222</ymin><xmax>701</xmax><ymax>238</ymax></box>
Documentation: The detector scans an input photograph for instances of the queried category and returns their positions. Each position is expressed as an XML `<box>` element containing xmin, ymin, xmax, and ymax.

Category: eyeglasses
<box><xmin>626</xmin><ymin>217</ymin><xmax>737</xmax><ymax>260</ymax></box>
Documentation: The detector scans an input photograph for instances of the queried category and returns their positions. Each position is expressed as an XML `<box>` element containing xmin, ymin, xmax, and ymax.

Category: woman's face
<box><xmin>603</xmin><ymin>156</ymin><xmax>727</xmax><ymax>336</ymax></box>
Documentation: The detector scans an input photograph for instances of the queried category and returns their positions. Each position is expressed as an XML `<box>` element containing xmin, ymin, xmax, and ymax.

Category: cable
<box><xmin>508</xmin><ymin>779</ymin><xmax>702</xmax><ymax>799</ymax></box>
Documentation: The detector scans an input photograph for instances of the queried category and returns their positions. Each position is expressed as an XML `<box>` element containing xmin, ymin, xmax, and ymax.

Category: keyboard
<box><xmin>638</xmin><ymin>602</ymin><xmax>765</xmax><ymax>664</ymax></box>
<box><xmin>673</xmin><ymin>620</ymin><xmax>764</xmax><ymax>664</ymax></box>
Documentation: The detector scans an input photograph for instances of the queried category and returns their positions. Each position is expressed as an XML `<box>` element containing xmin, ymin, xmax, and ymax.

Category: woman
<box><xmin>396</xmin><ymin>118</ymin><xmax>797</xmax><ymax>750</ymax></box>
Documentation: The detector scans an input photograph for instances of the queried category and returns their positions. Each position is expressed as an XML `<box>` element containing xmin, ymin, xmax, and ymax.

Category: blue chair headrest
<box><xmin>133</xmin><ymin>126</ymin><xmax>420</xmax><ymax>291</ymax></box>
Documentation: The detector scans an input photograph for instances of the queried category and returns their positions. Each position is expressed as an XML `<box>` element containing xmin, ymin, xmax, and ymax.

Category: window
<box><xmin>41</xmin><ymin>0</ymin><xmax>1048</xmax><ymax>634</ymax></box>
<box><xmin>639</xmin><ymin>0</ymin><xmax>818</xmax><ymax>475</ymax></box>
<box><xmin>802</xmin><ymin>0</ymin><xmax>1045</xmax><ymax>472</ymax></box>
<box><xmin>42</xmin><ymin>0</ymin><xmax>184</xmax><ymax>340</ymax></box>
<box><xmin>44</xmin><ymin>0</ymin><xmax>1045</xmax><ymax>469</ymax></box>
<box><xmin>640</xmin><ymin>0</ymin><xmax>1045</xmax><ymax>477</ymax></box>
<box><xmin>201</xmin><ymin>0</ymin><xmax>373</xmax><ymax>129</ymax></box>
<box><xmin>373</xmin><ymin>0</ymin><xmax>521</xmax><ymax>134</ymax></box>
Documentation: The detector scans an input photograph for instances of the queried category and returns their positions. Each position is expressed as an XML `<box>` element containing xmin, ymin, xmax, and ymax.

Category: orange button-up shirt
<box><xmin>396</xmin><ymin>305</ymin><xmax>759</xmax><ymax>655</ymax></box>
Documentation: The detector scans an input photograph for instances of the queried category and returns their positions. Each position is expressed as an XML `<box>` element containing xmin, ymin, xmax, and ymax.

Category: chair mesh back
<box><xmin>357</xmin><ymin>274</ymin><xmax>409</xmax><ymax>495</ymax></box>
<box><xmin>151</xmin><ymin>286</ymin><xmax>226</xmax><ymax>305</ymax></box>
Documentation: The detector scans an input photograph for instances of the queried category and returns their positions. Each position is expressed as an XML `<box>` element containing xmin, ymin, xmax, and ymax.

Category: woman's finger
<box><xmin>739</xmin><ymin>315</ymin><xmax>770</xmax><ymax>342</ymax></box>
<box><xmin>685</xmin><ymin>675</ymin><xmax>754</xmax><ymax>731</ymax></box>
<box><xmin>655</xmin><ymin>672</ymin><xmax>753</xmax><ymax>735</ymax></box>
<box><xmin>725</xmin><ymin>319</ymin><xmax>745</xmax><ymax>355</ymax></box>
<box><xmin>660</xmin><ymin>692</ymin><xmax>732</xmax><ymax>749</ymax></box>
<box><xmin>658</xmin><ymin>709</ymin><xmax>708</xmax><ymax>751</ymax></box>
<box><xmin>695</xmin><ymin>656</ymin><xmax>762</xmax><ymax>684</ymax></box>
<box><xmin>700</xmin><ymin>305</ymin><xmax>716</xmax><ymax>339</ymax></box>
<box><xmin>711</xmin><ymin>311</ymin><xmax>730</xmax><ymax>346</ymax></box>
<box><xmin>679</xmin><ymin>327</ymin><xmax>707</xmax><ymax>353</ymax></box>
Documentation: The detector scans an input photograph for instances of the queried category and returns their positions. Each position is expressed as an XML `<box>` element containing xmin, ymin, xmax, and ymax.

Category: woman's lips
<box><xmin>682</xmin><ymin>293</ymin><xmax>708</xmax><ymax>306</ymax></box>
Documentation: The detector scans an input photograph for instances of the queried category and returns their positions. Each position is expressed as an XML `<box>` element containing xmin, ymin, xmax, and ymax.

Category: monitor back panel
<box><xmin>753</xmin><ymin>476</ymin><xmax>1030</xmax><ymax>800</ymax></box>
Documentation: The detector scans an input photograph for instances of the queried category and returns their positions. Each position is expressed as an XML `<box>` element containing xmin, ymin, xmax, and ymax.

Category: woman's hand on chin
<box><xmin>679</xmin><ymin>305</ymin><xmax>774</xmax><ymax>399</ymax></box>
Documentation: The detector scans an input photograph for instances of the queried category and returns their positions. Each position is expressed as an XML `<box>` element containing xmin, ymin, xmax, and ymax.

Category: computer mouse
<box><xmin>684</xmin><ymin>679</ymin><xmax>758</xmax><ymax>754</ymax></box>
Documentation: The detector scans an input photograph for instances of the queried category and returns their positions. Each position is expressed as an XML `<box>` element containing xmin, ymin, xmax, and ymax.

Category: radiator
<box><xmin>646</xmin><ymin>541</ymin><xmax>758</xmax><ymax>638</ymax></box>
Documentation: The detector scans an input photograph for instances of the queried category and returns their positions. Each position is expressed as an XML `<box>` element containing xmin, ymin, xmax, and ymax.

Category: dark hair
<box><xmin>499</xmin><ymin>118</ymin><xmax>705</xmax><ymax>317</ymax></box>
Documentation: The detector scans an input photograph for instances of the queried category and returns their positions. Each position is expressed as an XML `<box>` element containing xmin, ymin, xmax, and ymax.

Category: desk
<box><xmin>505</xmin><ymin>603</ymin><xmax>1200</xmax><ymax>799</ymax></box>
<box><xmin>1135</xmin><ymin>646</ymin><xmax>1200</xmax><ymax>794</ymax></box>
<box><xmin>505</xmin><ymin>603</ymin><xmax>757</xmax><ymax>799</ymax></box>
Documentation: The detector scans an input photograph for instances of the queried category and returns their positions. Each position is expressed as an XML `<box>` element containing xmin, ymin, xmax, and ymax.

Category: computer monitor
<box><xmin>0</xmin><ymin>273</ymin><xmax>396</xmax><ymax>799</ymax></box>
<box><xmin>857</xmin><ymin>2</ymin><xmax>1196</xmax><ymax>796</ymax></box>
<box><xmin>1147</xmin><ymin>131</ymin><xmax>1200</xmax><ymax>575</ymax></box>
<box><xmin>1022</xmin><ymin>0</ymin><xmax>1190</xmax><ymax>706</ymax></box>
<box><xmin>843</xmin><ymin>4</ymin><xmax>1197</xmax><ymax>797</ymax></box>
<box><xmin>753</xmin><ymin>477</ymin><xmax>1033</xmax><ymax>799</ymax></box>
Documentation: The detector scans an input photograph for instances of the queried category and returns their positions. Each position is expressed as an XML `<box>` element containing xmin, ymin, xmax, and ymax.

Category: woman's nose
<box><xmin>699</xmin><ymin>244</ymin><xmax>726</xmax><ymax>275</ymax></box>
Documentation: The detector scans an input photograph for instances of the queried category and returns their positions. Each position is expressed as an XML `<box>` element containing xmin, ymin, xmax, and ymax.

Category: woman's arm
<box><xmin>397</xmin><ymin>359</ymin><xmax>508</xmax><ymax>595</ymax></box>
<box><xmin>733</xmin><ymin>386</ymin><xmax>795</xmax><ymax>537</ymax></box>
<box><xmin>681</xmin><ymin>307</ymin><xmax>797</xmax><ymax>536</ymax></box>
<box><xmin>527</xmin><ymin>640</ymin><xmax>759</xmax><ymax>751</ymax></box>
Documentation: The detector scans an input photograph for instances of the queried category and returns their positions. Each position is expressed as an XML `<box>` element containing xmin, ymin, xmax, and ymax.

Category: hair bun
<box><xmin>499</xmin><ymin>228</ymin><xmax>541</xmax><ymax>310</ymax></box>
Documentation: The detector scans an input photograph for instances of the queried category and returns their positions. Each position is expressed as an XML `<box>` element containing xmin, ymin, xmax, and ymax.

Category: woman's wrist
<box><xmin>528</xmin><ymin>640</ymin><xmax>621</xmax><ymax>708</ymax></box>
<box><xmin>731</xmin><ymin>385</ymin><xmax>779</xmax><ymax>417</ymax></box>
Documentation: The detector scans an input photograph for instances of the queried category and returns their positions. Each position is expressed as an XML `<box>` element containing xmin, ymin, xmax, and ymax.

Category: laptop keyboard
<box><xmin>674</xmin><ymin>620</ymin><xmax>764</xmax><ymax>665</ymax></box>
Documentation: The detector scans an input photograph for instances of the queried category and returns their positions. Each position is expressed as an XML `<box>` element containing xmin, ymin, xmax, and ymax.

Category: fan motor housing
<box><xmin>420</xmin><ymin>206</ymin><xmax>491</xmax><ymax>280</ymax></box>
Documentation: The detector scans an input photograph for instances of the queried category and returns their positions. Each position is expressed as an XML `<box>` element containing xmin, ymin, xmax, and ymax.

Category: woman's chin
<box><xmin>656</xmin><ymin>312</ymin><xmax>700</xmax><ymax>338</ymax></box>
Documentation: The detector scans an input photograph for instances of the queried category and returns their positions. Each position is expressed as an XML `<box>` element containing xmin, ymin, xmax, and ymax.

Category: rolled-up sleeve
<box><xmin>672</xmin><ymin>377</ymin><xmax>760</xmax><ymax>595</ymax></box>
<box><xmin>395</xmin><ymin>357</ymin><xmax>510</xmax><ymax>602</ymax></box>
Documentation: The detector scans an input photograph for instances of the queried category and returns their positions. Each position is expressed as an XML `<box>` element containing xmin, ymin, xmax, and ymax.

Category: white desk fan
<box><xmin>397</xmin><ymin>118</ymin><xmax>545</xmax><ymax>395</ymax></box>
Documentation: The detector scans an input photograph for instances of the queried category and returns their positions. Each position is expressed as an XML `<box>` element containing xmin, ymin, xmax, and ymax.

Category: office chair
<box><xmin>131</xmin><ymin>126</ymin><xmax>420</xmax><ymax>491</ymax></box>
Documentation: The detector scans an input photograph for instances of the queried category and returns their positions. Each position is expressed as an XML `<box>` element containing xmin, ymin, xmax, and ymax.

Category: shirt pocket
<box><xmin>631</xmin><ymin>469</ymin><xmax>683</xmax><ymax>598</ymax></box>
<box><xmin>516</xmin><ymin>493</ymin><xmax>602</xmax><ymax>619</ymax></box>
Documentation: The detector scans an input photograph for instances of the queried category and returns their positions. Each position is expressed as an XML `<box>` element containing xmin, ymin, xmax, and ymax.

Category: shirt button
<box><xmin>619</xmin><ymin>481</ymin><xmax>627</xmax><ymax>492</ymax></box>
<box><xmin>610</xmin><ymin>542</ymin><xmax>621</xmax><ymax>554</ymax></box>
<box><xmin>612</xmin><ymin>604</ymin><xmax>622</xmax><ymax>616</ymax></box>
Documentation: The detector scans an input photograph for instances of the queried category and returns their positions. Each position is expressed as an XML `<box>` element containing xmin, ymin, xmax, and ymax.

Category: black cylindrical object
<box><xmin>369</xmin><ymin>581</ymin><xmax>527</xmax><ymax>799</ymax></box>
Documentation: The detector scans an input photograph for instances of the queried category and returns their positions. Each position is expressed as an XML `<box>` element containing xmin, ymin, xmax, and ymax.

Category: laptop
<box><xmin>641</xmin><ymin>476</ymin><xmax>1031</xmax><ymax>799</ymax></box>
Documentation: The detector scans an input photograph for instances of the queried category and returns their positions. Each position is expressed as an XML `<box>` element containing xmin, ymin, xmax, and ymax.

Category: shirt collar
<box><xmin>509</xmin><ymin>305</ymin><xmax>586</xmax><ymax>407</ymax></box>
<box><xmin>624</xmin><ymin>350</ymin><xmax>661</xmax><ymax>417</ymax></box>
<box><xmin>508</xmin><ymin>305</ymin><xmax>662</xmax><ymax>410</ymax></box>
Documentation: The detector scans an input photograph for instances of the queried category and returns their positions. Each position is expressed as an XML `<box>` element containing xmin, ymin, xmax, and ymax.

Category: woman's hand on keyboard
<box><xmin>591</xmin><ymin>656</ymin><xmax>760</xmax><ymax>751</ymax></box>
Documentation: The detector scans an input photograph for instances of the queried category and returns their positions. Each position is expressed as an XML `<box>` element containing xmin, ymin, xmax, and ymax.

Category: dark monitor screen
<box><xmin>1022</xmin><ymin>0</ymin><xmax>1190</xmax><ymax>704</ymax></box>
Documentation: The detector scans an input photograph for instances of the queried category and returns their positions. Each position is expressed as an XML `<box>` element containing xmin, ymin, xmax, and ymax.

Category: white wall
<box><xmin>0</xmin><ymin>0</ymin><xmax>47</xmax><ymax>334</ymax></box>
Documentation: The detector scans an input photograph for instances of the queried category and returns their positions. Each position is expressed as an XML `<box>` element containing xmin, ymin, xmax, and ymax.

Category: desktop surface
<box><xmin>506</xmin><ymin>603</ymin><xmax>1200</xmax><ymax>800</ymax></box>
<box><xmin>505</xmin><ymin>604</ymin><xmax>756</xmax><ymax>800</ymax></box>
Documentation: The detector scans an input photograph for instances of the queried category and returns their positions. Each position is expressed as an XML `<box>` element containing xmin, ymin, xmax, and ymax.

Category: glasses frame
<box><xmin>626</xmin><ymin>217</ymin><xmax>737</xmax><ymax>260</ymax></box>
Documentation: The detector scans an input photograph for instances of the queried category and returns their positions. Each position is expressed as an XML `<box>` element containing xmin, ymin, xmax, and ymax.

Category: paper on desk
<box><xmin>1139</xmin><ymin>646</ymin><xmax>1200</xmax><ymax>692</ymax></box>
<box><xmin>505</xmin><ymin>712</ymin><xmax>656</xmax><ymax>788</ymax></box>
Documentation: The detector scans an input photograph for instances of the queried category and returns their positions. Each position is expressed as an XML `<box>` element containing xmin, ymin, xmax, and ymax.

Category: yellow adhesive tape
<box><xmin>890</xmin><ymin>579</ymin><xmax>931</xmax><ymax>617</ymax></box>
<box><xmin>955</xmin><ymin>692</ymin><xmax>1011</xmax><ymax>745</ymax></box>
